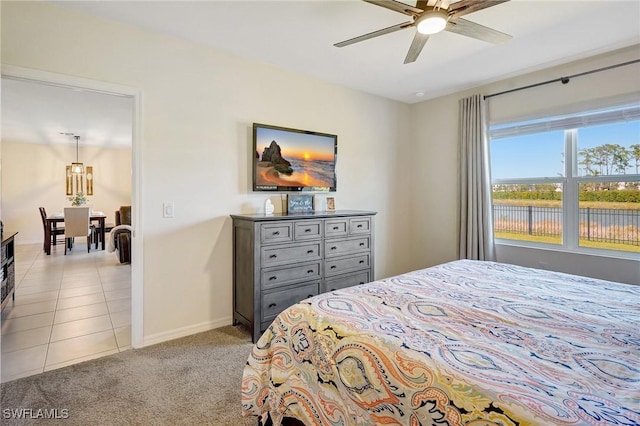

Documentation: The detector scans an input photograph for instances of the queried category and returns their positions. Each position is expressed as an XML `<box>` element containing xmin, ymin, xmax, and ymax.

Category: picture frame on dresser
<box><xmin>326</xmin><ymin>197</ymin><xmax>335</xmax><ymax>211</ymax></box>
<box><xmin>287</xmin><ymin>194</ymin><xmax>314</xmax><ymax>214</ymax></box>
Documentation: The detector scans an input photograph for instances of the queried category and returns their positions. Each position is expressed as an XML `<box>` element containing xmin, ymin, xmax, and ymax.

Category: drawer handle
<box><xmin>269</xmin><ymin>254</ymin><xmax>277</xmax><ymax>259</ymax></box>
<box><xmin>330</xmin><ymin>265</ymin><xmax>336</xmax><ymax>269</ymax></box>
<box><xmin>269</xmin><ymin>276</ymin><xmax>277</xmax><ymax>281</ymax></box>
<box><xmin>273</xmin><ymin>231</ymin><xmax>280</xmax><ymax>235</ymax></box>
<box><xmin>359</xmin><ymin>260</ymin><xmax>365</xmax><ymax>264</ymax></box>
<box><xmin>307</xmin><ymin>249</ymin><xmax>314</xmax><ymax>254</ymax></box>
<box><xmin>332</xmin><ymin>226</ymin><xmax>339</xmax><ymax>230</ymax></box>
<box><xmin>268</xmin><ymin>303</ymin><xmax>277</xmax><ymax>308</ymax></box>
<box><xmin>357</xmin><ymin>224</ymin><xmax>363</xmax><ymax>228</ymax></box>
<box><xmin>307</xmin><ymin>269</ymin><xmax>314</xmax><ymax>274</ymax></box>
<box><xmin>304</xmin><ymin>228</ymin><xmax>311</xmax><ymax>232</ymax></box>
<box><xmin>330</xmin><ymin>246</ymin><xmax>337</xmax><ymax>250</ymax></box>
<box><xmin>359</xmin><ymin>242</ymin><xmax>365</xmax><ymax>246</ymax></box>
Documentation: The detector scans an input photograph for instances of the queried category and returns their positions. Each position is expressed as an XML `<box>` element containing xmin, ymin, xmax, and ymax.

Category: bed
<box><xmin>241</xmin><ymin>260</ymin><xmax>640</xmax><ymax>426</ymax></box>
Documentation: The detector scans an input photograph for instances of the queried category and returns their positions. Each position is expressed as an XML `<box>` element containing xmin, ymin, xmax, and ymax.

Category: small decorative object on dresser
<box><xmin>287</xmin><ymin>194</ymin><xmax>314</xmax><ymax>214</ymax></box>
<box><xmin>326</xmin><ymin>197</ymin><xmax>335</xmax><ymax>211</ymax></box>
<box><xmin>231</xmin><ymin>210</ymin><xmax>376</xmax><ymax>342</ymax></box>
<box><xmin>264</xmin><ymin>199</ymin><xmax>275</xmax><ymax>215</ymax></box>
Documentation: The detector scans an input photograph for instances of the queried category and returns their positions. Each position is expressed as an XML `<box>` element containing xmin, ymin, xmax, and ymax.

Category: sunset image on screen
<box><xmin>255</xmin><ymin>126</ymin><xmax>336</xmax><ymax>190</ymax></box>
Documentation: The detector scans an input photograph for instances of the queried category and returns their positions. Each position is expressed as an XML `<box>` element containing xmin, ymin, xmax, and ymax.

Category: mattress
<box><xmin>242</xmin><ymin>260</ymin><xmax>640</xmax><ymax>425</ymax></box>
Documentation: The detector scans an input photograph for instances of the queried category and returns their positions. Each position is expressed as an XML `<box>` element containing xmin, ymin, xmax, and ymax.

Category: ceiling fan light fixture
<box><xmin>416</xmin><ymin>10</ymin><xmax>448</xmax><ymax>35</ymax></box>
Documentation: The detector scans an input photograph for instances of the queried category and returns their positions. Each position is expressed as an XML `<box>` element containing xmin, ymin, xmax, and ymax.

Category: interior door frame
<box><xmin>1</xmin><ymin>64</ymin><xmax>144</xmax><ymax>348</ymax></box>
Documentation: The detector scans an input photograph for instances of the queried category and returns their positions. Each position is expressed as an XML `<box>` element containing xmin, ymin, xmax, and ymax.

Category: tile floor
<box><xmin>0</xmin><ymin>241</ymin><xmax>131</xmax><ymax>383</ymax></box>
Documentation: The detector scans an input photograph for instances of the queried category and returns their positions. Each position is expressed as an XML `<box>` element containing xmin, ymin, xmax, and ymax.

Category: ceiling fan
<box><xmin>334</xmin><ymin>0</ymin><xmax>512</xmax><ymax>64</ymax></box>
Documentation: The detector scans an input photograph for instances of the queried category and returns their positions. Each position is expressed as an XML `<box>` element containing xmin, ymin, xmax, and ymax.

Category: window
<box><xmin>490</xmin><ymin>103</ymin><xmax>640</xmax><ymax>255</ymax></box>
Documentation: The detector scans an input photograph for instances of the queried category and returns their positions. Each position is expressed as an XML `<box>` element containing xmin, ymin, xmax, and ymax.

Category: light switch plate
<box><xmin>163</xmin><ymin>202</ymin><xmax>174</xmax><ymax>218</ymax></box>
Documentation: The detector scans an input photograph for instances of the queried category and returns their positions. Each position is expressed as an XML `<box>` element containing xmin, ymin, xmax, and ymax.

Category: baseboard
<box><xmin>142</xmin><ymin>316</ymin><xmax>233</xmax><ymax>347</ymax></box>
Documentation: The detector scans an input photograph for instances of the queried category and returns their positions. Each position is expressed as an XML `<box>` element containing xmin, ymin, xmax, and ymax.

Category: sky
<box><xmin>255</xmin><ymin>126</ymin><xmax>336</xmax><ymax>161</ymax></box>
<box><xmin>490</xmin><ymin>120</ymin><xmax>640</xmax><ymax>180</ymax></box>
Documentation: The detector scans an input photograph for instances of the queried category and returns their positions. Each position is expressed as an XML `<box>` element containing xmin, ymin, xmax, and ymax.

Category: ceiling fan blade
<box><xmin>363</xmin><ymin>0</ymin><xmax>423</xmax><ymax>16</ymax></box>
<box><xmin>404</xmin><ymin>31</ymin><xmax>430</xmax><ymax>64</ymax></box>
<box><xmin>445</xmin><ymin>17</ymin><xmax>512</xmax><ymax>44</ymax></box>
<box><xmin>449</xmin><ymin>0</ymin><xmax>510</xmax><ymax>18</ymax></box>
<box><xmin>334</xmin><ymin>21</ymin><xmax>414</xmax><ymax>47</ymax></box>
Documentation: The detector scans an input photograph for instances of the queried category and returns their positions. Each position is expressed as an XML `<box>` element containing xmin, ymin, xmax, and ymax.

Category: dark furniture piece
<box><xmin>93</xmin><ymin>220</ymin><xmax>114</xmax><ymax>249</ymax></box>
<box><xmin>115</xmin><ymin>205</ymin><xmax>131</xmax><ymax>227</ymax></box>
<box><xmin>113</xmin><ymin>206</ymin><xmax>131</xmax><ymax>264</ymax></box>
<box><xmin>1</xmin><ymin>231</ymin><xmax>18</xmax><ymax>310</ymax></box>
<box><xmin>231</xmin><ymin>210</ymin><xmax>376</xmax><ymax>342</ymax></box>
<box><xmin>44</xmin><ymin>213</ymin><xmax>106</xmax><ymax>255</ymax></box>
<box><xmin>39</xmin><ymin>207</ymin><xmax>64</xmax><ymax>252</ymax></box>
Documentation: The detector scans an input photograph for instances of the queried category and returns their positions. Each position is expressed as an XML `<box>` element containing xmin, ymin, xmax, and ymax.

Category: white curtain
<box><xmin>459</xmin><ymin>94</ymin><xmax>495</xmax><ymax>261</ymax></box>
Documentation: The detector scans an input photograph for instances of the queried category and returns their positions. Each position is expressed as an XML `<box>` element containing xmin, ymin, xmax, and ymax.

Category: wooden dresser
<box><xmin>1</xmin><ymin>232</ymin><xmax>18</xmax><ymax>310</ymax></box>
<box><xmin>231</xmin><ymin>210</ymin><xmax>376</xmax><ymax>342</ymax></box>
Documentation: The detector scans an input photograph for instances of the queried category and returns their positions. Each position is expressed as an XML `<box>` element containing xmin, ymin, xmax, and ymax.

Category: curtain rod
<box><xmin>484</xmin><ymin>58</ymin><xmax>640</xmax><ymax>100</ymax></box>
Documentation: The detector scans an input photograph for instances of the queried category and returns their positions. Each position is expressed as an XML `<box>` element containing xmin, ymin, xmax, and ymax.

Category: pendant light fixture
<box><xmin>65</xmin><ymin>134</ymin><xmax>94</xmax><ymax>196</ymax></box>
<box><xmin>71</xmin><ymin>135</ymin><xmax>84</xmax><ymax>175</ymax></box>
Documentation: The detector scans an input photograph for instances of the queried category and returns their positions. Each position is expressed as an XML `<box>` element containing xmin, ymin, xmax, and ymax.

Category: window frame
<box><xmin>490</xmin><ymin>105</ymin><xmax>640</xmax><ymax>260</ymax></box>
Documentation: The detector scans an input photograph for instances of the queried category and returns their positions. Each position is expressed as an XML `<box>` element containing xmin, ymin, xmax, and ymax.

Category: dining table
<box><xmin>45</xmin><ymin>212</ymin><xmax>107</xmax><ymax>255</ymax></box>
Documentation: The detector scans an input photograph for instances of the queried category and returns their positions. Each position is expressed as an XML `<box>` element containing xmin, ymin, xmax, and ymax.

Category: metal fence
<box><xmin>493</xmin><ymin>205</ymin><xmax>640</xmax><ymax>246</ymax></box>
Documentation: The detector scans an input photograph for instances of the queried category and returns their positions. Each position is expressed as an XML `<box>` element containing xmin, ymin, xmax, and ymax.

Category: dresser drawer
<box><xmin>325</xmin><ymin>219</ymin><xmax>348</xmax><ymax>237</ymax></box>
<box><xmin>349</xmin><ymin>217</ymin><xmax>371</xmax><ymax>234</ymax></box>
<box><xmin>261</xmin><ymin>262</ymin><xmax>321</xmax><ymax>290</ymax></box>
<box><xmin>325</xmin><ymin>236</ymin><xmax>370</xmax><ymax>257</ymax></box>
<box><xmin>261</xmin><ymin>281</ymin><xmax>319</xmax><ymax>322</ymax></box>
<box><xmin>294</xmin><ymin>221</ymin><xmax>322</xmax><ymax>240</ymax></box>
<box><xmin>260</xmin><ymin>223</ymin><xmax>293</xmax><ymax>244</ymax></box>
<box><xmin>325</xmin><ymin>270</ymin><xmax>371</xmax><ymax>292</ymax></box>
<box><xmin>325</xmin><ymin>253</ymin><xmax>370</xmax><ymax>277</ymax></box>
<box><xmin>261</xmin><ymin>242</ymin><xmax>322</xmax><ymax>267</ymax></box>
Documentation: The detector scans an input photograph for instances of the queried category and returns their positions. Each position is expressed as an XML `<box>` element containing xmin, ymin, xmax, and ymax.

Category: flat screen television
<box><xmin>253</xmin><ymin>123</ymin><xmax>337</xmax><ymax>192</ymax></box>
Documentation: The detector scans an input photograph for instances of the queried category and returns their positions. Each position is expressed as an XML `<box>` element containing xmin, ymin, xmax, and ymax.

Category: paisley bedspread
<box><xmin>241</xmin><ymin>260</ymin><xmax>640</xmax><ymax>425</ymax></box>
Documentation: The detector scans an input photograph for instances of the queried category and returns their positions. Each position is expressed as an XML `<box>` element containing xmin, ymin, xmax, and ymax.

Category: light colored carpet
<box><xmin>0</xmin><ymin>325</ymin><xmax>258</xmax><ymax>425</ymax></box>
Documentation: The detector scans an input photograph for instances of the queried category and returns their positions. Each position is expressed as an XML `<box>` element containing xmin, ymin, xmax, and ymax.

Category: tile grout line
<box><xmin>42</xmin><ymin>245</ymin><xmax>64</xmax><ymax>375</ymax></box>
<box><xmin>96</xmin><ymin>250</ymin><xmax>122</xmax><ymax>351</ymax></box>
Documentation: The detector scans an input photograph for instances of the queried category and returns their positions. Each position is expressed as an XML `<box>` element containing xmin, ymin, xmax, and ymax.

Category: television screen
<box><xmin>253</xmin><ymin>123</ymin><xmax>337</xmax><ymax>192</ymax></box>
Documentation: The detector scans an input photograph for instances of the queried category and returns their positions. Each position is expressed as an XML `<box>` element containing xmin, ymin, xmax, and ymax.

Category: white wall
<box><xmin>1</xmin><ymin>2</ymin><xmax>413</xmax><ymax>342</ymax></box>
<box><xmin>2</xmin><ymin>141</ymin><xmax>131</xmax><ymax>243</ymax></box>
<box><xmin>2</xmin><ymin>3</ymin><xmax>637</xmax><ymax>348</ymax></box>
<box><xmin>409</xmin><ymin>45</ymin><xmax>640</xmax><ymax>284</ymax></box>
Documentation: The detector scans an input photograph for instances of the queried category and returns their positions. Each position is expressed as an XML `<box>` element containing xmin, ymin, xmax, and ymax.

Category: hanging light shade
<box><xmin>71</xmin><ymin>135</ymin><xmax>84</xmax><ymax>175</ymax></box>
<box><xmin>71</xmin><ymin>162</ymin><xmax>84</xmax><ymax>174</ymax></box>
<box><xmin>416</xmin><ymin>9</ymin><xmax>448</xmax><ymax>35</ymax></box>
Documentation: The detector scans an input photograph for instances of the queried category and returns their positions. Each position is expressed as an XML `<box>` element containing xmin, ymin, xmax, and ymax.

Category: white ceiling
<box><xmin>2</xmin><ymin>0</ymin><xmax>639</xmax><ymax>147</ymax></box>
<box><xmin>53</xmin><ymin>0</ymin><xmax>640</xmax><ymax>104</ymax></box>
<box><xmin>1</xmin><ymin>78</ymin><xmax>134</xmax><ymax>148</ymax></box>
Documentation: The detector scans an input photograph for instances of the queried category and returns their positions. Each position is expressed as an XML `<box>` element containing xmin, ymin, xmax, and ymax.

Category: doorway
<box><xmin>0</xmin><ymin>66</ymin><xmax>142</xmax><ymax>382</ymax></box>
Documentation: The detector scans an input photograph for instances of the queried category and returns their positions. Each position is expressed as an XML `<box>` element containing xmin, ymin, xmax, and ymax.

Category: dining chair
<box><xmin>92</xmin><ymin>219</ymin><xmax>114</xmax><ymax>249</ymax></box>
<box><xmin>63</xmin><ymin>207</ymin><xmax>93</xmax><ymax>254</ymax></box>
<box><xmin>39</xmin><ymin>207</ymin><xmax>65</xmax><ymax>252</ymax></box>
